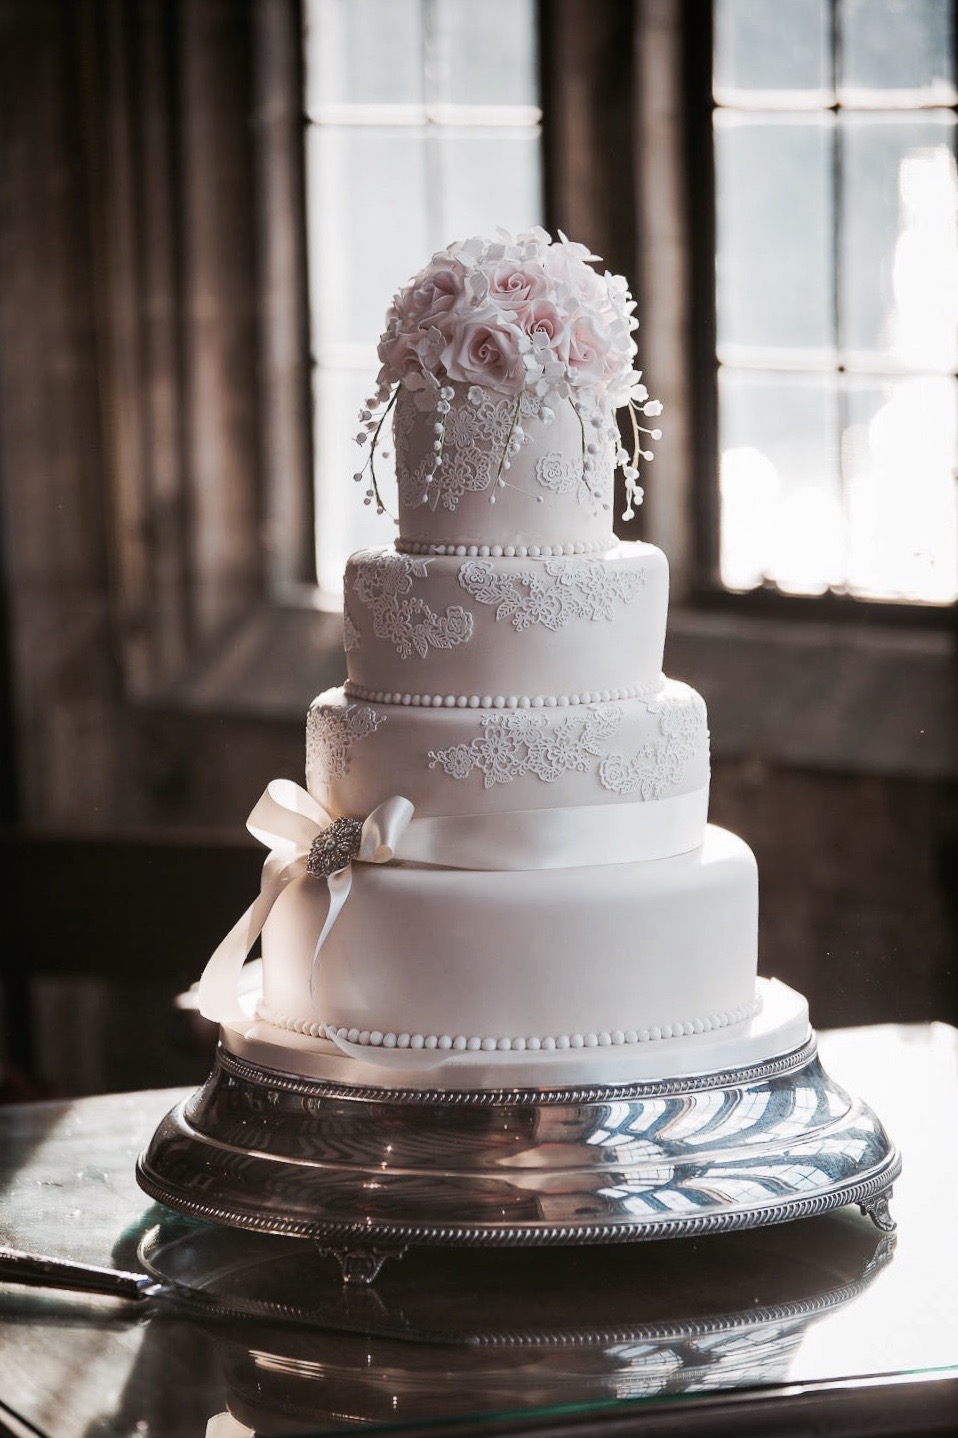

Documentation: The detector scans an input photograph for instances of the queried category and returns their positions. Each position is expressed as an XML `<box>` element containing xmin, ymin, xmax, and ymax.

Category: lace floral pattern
<box><xmin>351</xmin><ymin>552</ymin><xmax>475</xmax><ymax>659</ymax></box>
<box><xmin>534</xmin><ymin>450</ymin><xmax>606</xmax><ymax>510</ymax></box>
<box><xmin>458</xmin><ymin>556</ymin><xmax>643</xmax><ymax>631</ymax></box>
<box><xmin>397</xmin><ymin>454</ymin><xmax>434</xmax><ymax>511</ymax></box>
<box><xmin>307</xmin><ymin>702</ymin><xmax>384</xmax><ymax>790</ymax></box>
<box><xmin>395</xmin><ymin>387</ymin><xmax>519</xmax><ymax>514</ymax></box>
<box><xmin>599</xmin><ymin>687</ymin><xmax>708</xmax><ymax>800</ymax></box>
<box><xmin>468</xmin><ymin>392</ymin><xmax>518</xmax><ymax>450</ymax></box>
<box><xmin>342</xmin><ymin>608</ymin><xmax>360</xmax><ymax>653</ymax></box>
<box><xmin>428</xmin><ymin>705</ymin><xmax>622</xmax><ymax>789</ymax></box>
<box><xmin>428</xmin><ymin>446</ymin><xmax>495</xmax><ymax>512</ymax></box>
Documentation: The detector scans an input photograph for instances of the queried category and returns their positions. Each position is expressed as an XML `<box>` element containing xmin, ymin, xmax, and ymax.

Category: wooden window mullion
<box><xmin>179</xmin><ymin>0</ymin><xmax>262</xmax><ymax>645</ymax></box>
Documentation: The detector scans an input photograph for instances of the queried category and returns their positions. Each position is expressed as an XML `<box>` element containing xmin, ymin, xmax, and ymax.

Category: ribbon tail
<box><xmin>324</xmin><ymin>1031</ymin><xmax>449</xmax><ymax>1069</ymax></box>
<box><xmin>307</xmin><ymin>864</ymin><xmax>353</xmax><ymax>1003</ymax></box>
<box><xmin>198</xmin><ymin>854</ymin><xmax>306</xmax><ymax>1025</ymax></box>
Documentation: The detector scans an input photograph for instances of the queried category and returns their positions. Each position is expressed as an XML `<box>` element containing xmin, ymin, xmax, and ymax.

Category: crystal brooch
<box><xmin>307</xmin><ymin>817</ymin><xmax>364</xmax><ymax>878</ymax></box>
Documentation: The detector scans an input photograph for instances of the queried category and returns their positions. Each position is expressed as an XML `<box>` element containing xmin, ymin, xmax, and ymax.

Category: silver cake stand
<box><xmin>137</xmin><ymin>1008</ymin><xmax>900</xmax><ymax>1284</ymax></box>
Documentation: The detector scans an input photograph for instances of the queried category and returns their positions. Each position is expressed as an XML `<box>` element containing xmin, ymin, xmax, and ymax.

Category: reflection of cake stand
<box><xmin>134</xmin><ymin>1207</ymin><xmax>894</xmax><ymax>1429</ymax></box>
<box><xmin>138</xmin><ymin>976</ymin><xmax>899</xmax><ymax>1284</ymax></box>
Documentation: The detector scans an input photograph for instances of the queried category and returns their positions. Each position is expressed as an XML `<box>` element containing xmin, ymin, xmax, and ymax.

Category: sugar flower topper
<box><xmin>353</xmin><ymin>228</ymin><xmax>662</xmax><ymax>521</ymax></box>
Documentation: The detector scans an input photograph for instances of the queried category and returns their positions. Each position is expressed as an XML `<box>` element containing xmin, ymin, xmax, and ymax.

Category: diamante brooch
<box><xmin>307</xmin><ymin>817</ymin><xmax>364</xmax><ymax>877</ymax></box>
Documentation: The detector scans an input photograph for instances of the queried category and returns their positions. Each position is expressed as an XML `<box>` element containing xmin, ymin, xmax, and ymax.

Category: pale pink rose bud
<box><xmin>566</xmin><ymin>314</ymin><xmax>611</xmax><ymax>387</ymax></box>
<box><xmin>487</xmin><ymin>262</ymin><xmax>550</xmax><ymax>306</ymax></box>
<box><xmin>512</xmin><ymin>298</ymin><xmax>572</xmax><ymax>362</ymax></box>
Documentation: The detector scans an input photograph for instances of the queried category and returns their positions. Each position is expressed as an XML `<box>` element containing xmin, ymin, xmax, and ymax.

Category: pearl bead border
<box><xmin>395</xmin><ymin>538</ymin><xmax>613</xmax><ymax>559</ymax></box>
<box><xmin>341</xmin><ymin>679</ymin><xmax>663</xmax><ymax>709</ymax></box>
<box><xmin>256</xmin><ymin>994</ymin><xmax>764</xmax><ymax>1054</ymax></box>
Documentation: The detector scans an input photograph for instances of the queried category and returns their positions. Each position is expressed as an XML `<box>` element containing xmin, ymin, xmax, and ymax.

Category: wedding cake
<box><xmin>198</xmin><ymin>229</ymin><xmax>810</xmax><ymax>1087</ymax></box>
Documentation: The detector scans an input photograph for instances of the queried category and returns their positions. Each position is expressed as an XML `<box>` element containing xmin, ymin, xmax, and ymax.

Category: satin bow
<box><xmin>197</xmin><ymin>779</ymin><xmax>413</xmax><ymax>1025</ymax></box>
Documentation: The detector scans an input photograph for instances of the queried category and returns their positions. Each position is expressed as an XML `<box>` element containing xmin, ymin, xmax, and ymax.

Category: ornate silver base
<box><xmin>137</xmin><ymin>1034</ymin><xmax>900</xmax><ymax>1284</ymax></box>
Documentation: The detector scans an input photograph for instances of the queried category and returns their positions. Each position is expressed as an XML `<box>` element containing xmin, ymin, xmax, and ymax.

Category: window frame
<box><xmin>303</xmin><ymin>0</ymin><xmax>545</xmax><ymax>597</ymax></box>
<box><xmin>684</xmin><ymin>0</ymin><xmax>958</xmax><ymax>628</ymax></box>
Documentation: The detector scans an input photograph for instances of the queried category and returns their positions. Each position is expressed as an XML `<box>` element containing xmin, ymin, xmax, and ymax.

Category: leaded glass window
<box><xmin>304</xmin><ymin>0</ymin><xmax>542</xmax><ymax>594</ymax></box>
<box><xmin>714</xmin><ymin>0</ymin><xmax>958</xmax><ymax>604</ymax></box>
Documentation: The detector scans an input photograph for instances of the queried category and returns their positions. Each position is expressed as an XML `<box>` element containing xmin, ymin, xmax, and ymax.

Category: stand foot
<box><xmin>316</xmin><ymin>1242</ymin><xmax>408</xmax><ymax>1285</ymax></box>
<box><xmin>860</xmin><ymin>1189</ymin><xmax>896</xmax><ymax>1233</ymax></box>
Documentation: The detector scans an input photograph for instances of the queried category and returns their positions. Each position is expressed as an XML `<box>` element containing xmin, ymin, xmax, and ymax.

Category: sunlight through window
<box><xmin>714</xmin><ymin>0</ymin><xmax>958</xmax><ymax>604</ymax></box>
<box><xmin>304</xmin><ymin>0</ymin><xmax>542</xmax><ymax>596</ymax></box>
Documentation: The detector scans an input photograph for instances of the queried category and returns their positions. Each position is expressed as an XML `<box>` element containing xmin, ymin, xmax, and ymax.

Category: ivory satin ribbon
<box><xmin>197</xmin><ymin>780</ymin><xmax>414</xmax><ymax>1026</ymax></box>
<box><xmin>197</xmin><ymin>777</ymin><xmax>708</xmax><ymax>1029</ymax></box>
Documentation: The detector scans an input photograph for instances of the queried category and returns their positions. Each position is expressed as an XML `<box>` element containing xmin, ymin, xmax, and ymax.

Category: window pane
<box><xmin>437</xmin><ymin>129</ymin><xmax>543</xmax><ymax>239</ymax></box>
<box><xmin>719</xmin><ymin>371</ymin><xmax>958</xmax><ymax>605</ymax></box>
<box><xmin>714</xmin><ymin>0</ymin><xmax>831</xmax><ymax>106</ymax></box>
<box><xmin>305</xmin><ymin>0</ymin><xmax>423</xmax><ymax>110</ymax></box>
<box><xmin>306</xmin><ymin>127</ymin><xmax>430</xmax><ymax>349</ymax></box>
<box><xmin>843</xmin><ymin>375</ymin><xmax>958</xmax><ymax>601</ymax></box>
<box><xmin>305</xmin><ymin>0</ymin><xmax>543</xmax><ymax>594</ymax></box>
<box><xmin>433</xmin><ymin>0</ymin><xmax>539</xmax><ymax>106</ymax></box>
<box><xmin>314</xmin><ymin>371</ymin><xmax>396</xmax><ymax>594</ymax></box>
<box><xmin>840</xmin><ymin>113</ymin><xmax>958</xmax><ymax>371</ymax></box>
<box><xmin>839</xmin><ymin>0</ymin><xmax>957</xmax><ymax>106</ymax></box>
<box><xmin>719</xmin><ymin>371</ymin><xmax>841</xmax><ymax>593</ymax></box>
<box><xmin>715</xmin><ymin>114</ymin><xmax>836</xmax><ymax>364</ymax></box>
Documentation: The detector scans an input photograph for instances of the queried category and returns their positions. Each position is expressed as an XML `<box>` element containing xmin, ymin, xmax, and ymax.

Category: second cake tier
<box><xmin>343</xmin><ymin>542</ymin><xmax>668</xmax><ymax>705</ymax></box>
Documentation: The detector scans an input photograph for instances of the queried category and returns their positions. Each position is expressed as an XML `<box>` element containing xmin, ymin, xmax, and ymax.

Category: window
<box><xmin>712</xmin><ymin>0</ymin><xmax>958</xmax><ymax>605</ymax></box>
<box><xmin>303</xmin><ymin>0</ymin><xmax>542</xmax><ymax>595</ymax></box>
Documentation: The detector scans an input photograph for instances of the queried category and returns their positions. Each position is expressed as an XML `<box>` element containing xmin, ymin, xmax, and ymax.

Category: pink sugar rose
<box><xmin>378</xmin><ymin>323</ymin><xmax>444</xmax><ymax>380</ymax></box>
<box><xmin>442</xmin><ymin>312</ymin><xmax>525</xmax><ymax>394</ymax></box>
<box><xmin>487</xmin><ymin>261</ymin><xmax>550</xmax><ymax>306</ymax></box>
<box><xmin>402</xmin><ymin>264</ymin><xmax>466</xmax><ymax>328</ymax></box>
<box><xmin>512</xmin><ymin>297</ymin><xmax>572</xmax><ymax>357</ymax></box>
<box><xmin>565</xmin><ymin>313</ymin><xmax>612</xmax><ymax>386</ymax></box>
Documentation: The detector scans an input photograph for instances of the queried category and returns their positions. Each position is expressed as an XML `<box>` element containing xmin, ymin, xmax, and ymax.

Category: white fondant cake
<box><xmin>199</xmin><ymin>229</ymin><xmax>809</xmax><ymax>1086</ymax></box>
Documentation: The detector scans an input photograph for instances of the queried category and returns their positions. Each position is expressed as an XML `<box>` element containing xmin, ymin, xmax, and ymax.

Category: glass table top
<box><xmin>0</xmin><ymin>1023</ymin><xmax>956</xmax><ymax>1437</ymax></box>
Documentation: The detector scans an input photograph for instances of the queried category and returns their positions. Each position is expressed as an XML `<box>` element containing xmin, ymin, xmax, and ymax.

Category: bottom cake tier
<box><xmin>259</xmin><ymin>823</ymin><xmax>762</xmax><ymax>1058</ymax></box>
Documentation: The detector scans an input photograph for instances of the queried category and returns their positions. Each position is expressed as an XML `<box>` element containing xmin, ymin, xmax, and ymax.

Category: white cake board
<box><xmin>137</xmin><ymin>977</ymin><xmax>900</xmax><ymax>1283</ymax></box>
<box><xmin>223</xmin><ymin>975</ymin><xmax>811</xmax><ymax>1090</ymax></box>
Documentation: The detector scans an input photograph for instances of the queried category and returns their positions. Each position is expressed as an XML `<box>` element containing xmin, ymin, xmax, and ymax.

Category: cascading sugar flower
<box><xmin>355</xmin><ymin>228</ymin><xmax>661</xmax><ymax>520</ymax></box>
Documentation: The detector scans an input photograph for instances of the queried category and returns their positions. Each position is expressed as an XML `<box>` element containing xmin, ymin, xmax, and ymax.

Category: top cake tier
<box><xmin>359</xmin><ymin>230</ymin><xmax>659</xmax><ymax>549</ymax></box>
<box><xmin>393</xmin><ymin>384</ymin><xmax>619</xmax><ymax>551</ymax></box>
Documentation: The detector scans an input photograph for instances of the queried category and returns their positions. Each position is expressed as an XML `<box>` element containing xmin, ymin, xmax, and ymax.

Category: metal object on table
<box><xmin>0</xmin><ymin>1247</ymin><xmax>162</xmax><ymax>1302</ymax></box>
<box><xmin>136</xmin><ymin>1032</ymin><xmax>900</xmax><ymax>1284</ymax></box>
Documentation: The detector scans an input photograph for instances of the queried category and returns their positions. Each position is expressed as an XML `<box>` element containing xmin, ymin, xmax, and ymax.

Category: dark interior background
<box><xmin>0</xmin><ymin>0</ymin><xmax>955</xmax><ymax>1099</ymax></box>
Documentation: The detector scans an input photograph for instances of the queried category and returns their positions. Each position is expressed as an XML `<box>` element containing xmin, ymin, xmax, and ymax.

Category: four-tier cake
<box><xmin>139</xmin><ymin>231</ymin><xmax>899</xmax><ymax>1273</ymax></box>
<box><xmin>196</xmin><ymin>228</ymin><xmax>810</xmax><ymax>1086</ymax></box>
